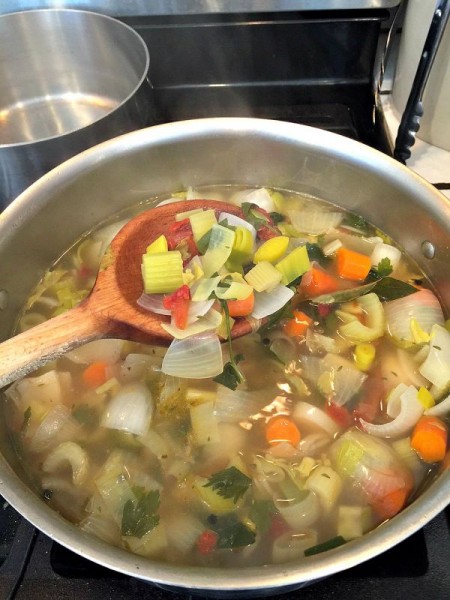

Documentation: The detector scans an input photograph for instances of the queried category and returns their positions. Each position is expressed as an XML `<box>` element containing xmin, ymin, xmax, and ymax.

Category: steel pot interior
<box><xmin>0</xmin><ymin>118</ymin><xmax>449</xmax><ymax>595</ymax></box>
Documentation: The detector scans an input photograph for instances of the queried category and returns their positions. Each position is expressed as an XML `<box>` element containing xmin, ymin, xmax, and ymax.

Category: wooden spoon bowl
<box><xmin>0</xmin><ymin>200</ymin><xmax>253</xmax><ymax>388</ymax></box>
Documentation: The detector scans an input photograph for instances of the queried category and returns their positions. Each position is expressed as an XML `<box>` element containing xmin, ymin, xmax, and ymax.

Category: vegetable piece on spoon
<box><xmin>0</xmin><ymin>201</ymin><xmax>255</xmax><ymax>389</ymax></box>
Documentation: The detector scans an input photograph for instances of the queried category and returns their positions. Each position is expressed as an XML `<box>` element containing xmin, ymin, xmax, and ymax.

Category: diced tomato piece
<box><xmin>163</xmin><ymin>284</ymin><xmax>191</xmax><ymax>329</ymax></box>
<box><xmin>268</xmin><ymin>514</ymin><xmax>290</xmax><ymax>539</ymax></box>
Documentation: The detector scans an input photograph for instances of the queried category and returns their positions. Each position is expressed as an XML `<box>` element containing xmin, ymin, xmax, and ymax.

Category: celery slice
<box><xmin>275</xmin><ymin>245</ymin><xmax>311</xmax><ymax>285</ymax></box>
<box><xmin>142</xmin><ymin>251</ymin><xmax>184</xmax><ymax>294</ymax></box>
<box><xmin>189</xmin><ymin>209</ymin><xmax>217</xmax><ymax>244</ymax></box>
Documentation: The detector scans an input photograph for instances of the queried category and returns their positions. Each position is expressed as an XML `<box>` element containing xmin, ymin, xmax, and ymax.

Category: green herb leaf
<box><xmin>214</xmin><ymin>361</ymin><xmax>244</xmax><ymax>390</ymax></box>
<box><xmin>248</xmin><ymin>500</ymin><xmax>276</xmax><ymax>535</ymax></box>
<box><xmin>121</xmin><ymin>488</ymin><xmax>160</xmax><ymax>538</ymax></box>
<box><xmin>204</xmin><ymin>466</ymin><xmax>251</xmax><ymax>503</ymax></box>
<box><xmin>210</xmin><ymin>514</ymin><xmax>256</xmax><ymax>549</ymax></box>
<box><xmin>269</xmin><ymin>211</ymin><xmax>285</xmax><ymax>224</ymax></box>
<box><xmin>311</xmin><ymin>280</ymin><xmax>378</xmax><ymax>305</ymax></box>
<box><xmin>196</xmin><ymin>229</ymin><xmax>213</xmax><ymax>255</ymax></box>
<box><xmin>306</xmin><ymin>243</ymin><xmax>330</xmax><ymax>267</ymax></box>
<box><xmin>213</xmin><ymin>298</ymin><xmax>246</xmax><ymax>390</ymax></box>
<box><xmin>72</xmin><ymin>404</ymin><xmax>99</xmax><ymax>429</ymax></box>
<box><xmin>341</xmin><ymin>213</ymin><xmax>370</xmax><ymax>233</ymax></box>
<box><xmin>376</xmin><ymin>257</ymin><xmax>393</xmax><ymax>278</ymax></box>
<box><xmin>371</xmin><ymin>276</ymin><xmax>418</xmax><ymax>301</ymax></box>
<box><xmin>304</xmin><ymin>535</ymin><xmax>346</xmax><ymax>556</ymax></box>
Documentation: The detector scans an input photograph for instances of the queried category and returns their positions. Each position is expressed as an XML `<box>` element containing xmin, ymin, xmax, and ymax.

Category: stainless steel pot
<box><xmin>0</xmin><ymin>118</ymin><xmax>449</xmax><ymax>596</ymax></box>
<box><xmin>0</xmin><ymin>9</ymin><xmax>152</xmax><ymax>210</ymax></box>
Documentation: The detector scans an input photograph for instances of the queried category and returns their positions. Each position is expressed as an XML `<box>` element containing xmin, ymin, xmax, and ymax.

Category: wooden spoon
<box><xmin>0</xmin><ymin>200</ymin><xmax>254</xmax><ymax>389</ymax></box>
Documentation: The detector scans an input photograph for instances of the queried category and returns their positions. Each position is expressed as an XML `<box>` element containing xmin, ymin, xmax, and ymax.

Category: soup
<box><xmin>2</xmin><ymin>186</ymin><xmax>449</xmax><ymax>567</ymax></box>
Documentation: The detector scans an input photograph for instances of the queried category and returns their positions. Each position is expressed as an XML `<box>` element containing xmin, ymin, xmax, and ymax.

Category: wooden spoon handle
<box><xmin>0</xmin><ymin>304</ymin><xmax>108</xmax><ymax>389</ymax></box>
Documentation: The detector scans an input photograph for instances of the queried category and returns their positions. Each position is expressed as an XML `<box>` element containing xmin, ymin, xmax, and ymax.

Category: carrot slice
<box><xmin>265</xmin><ymin>415</ymin><xmax>301</xmax><ymax>447</ymax></box>
<box><xmin>227</xmin><ymin>291</ymin><xmax>255</xmax><ymax>318</ymax></box>
<box><xmin>283</xmin><ymin>309</ymin><xmax>313</xmax><ymax>337</ymax></box>
<box><xmin>335</xmin><ymin>248</ymin><xmax>371</xmax><ymax>281</ymax></box>
<box><xmin>372</xmin><ymin>487</ymin><xmax>409</xmax><ymax>521</ymax></box>
<box><xmin>82</xmin><ymin>361</ymin><xmax>109</xmax><ymax>388</ymax></box>
<box><xmin>299</xmin><ymin>265</ymin><xmax>339</xmax><ymax>298</ymax></box>
<box><xmin>411</xmin><ymin>415</ymin><xmax>448</xmax><ymax>463</ymax></box>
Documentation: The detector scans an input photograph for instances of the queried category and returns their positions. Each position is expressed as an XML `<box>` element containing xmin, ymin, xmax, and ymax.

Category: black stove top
<box><xmin>1</xmin><ymin>6</ymin><xmax>449</xmax><ymax>599</ymax></box>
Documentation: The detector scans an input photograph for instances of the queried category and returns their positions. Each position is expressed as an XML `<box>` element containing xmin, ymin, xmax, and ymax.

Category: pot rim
<box><xmin>1</xmin><ymin>117</ymin><xmax>450</xmax><ymax>592</ymax></box>
<box><xmin>0</xmin><ymin>8</ymin><xmax>150</xmax><ymax>150</ymax></box>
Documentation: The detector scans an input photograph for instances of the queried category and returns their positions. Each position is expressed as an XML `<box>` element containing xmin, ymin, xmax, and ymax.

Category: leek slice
<box><xmin>161</xmin><ymin>308</ymin><xmax>222</xmax><ymax>339</ymax></box>
<box><xmin>215</xmin><ymin>281</ymin><xmax>253</xmax><ymax>300</ymax></box>
<box><xmin>146</xmin><ymin>235</ymin><xmax>168</xmax><ymax>254</ymax></box>
<box><xmin>189</xmin><ymin>209</ymin><xmax>217</xmax><ymax>244</ymax></box>
<box><xmin>201</xmin><ymin>225</ymin><xmax>235</xmax><ymax>277</ymax></box>
<box><xmin>275</xmin><ymin>245</ymin><xmax>310</xmax><ymax>285</ymax></box>
<box><xmin>191</xmin><ymin>275</ymin><xmax>222</xmax><ymax>302</ymax></box>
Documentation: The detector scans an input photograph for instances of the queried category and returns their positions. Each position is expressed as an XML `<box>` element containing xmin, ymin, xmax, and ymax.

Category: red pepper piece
<box><xmin>197</xmin><ymin>530</ymin><xmax>218</xmax><ymax>555</ymax></box>
<box><xmin>167</xmin><ymin>218</ymin><xmax>198</xmax><ymax>258</ymax></box>
<box><xmin>325</xmin><ymin>401</ymin><xmax>353</xmax><ymax>429</ymax></box>
<box><xmin>163</xmin><ymin>284</ymin><xmax>191</xmax><ymax>329</ymax></box>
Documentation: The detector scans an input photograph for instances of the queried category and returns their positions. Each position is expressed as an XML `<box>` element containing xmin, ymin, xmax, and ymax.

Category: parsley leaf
<box><xmin>376</xmin><ymin>257</ymin><xmax>393</xmax><ymax>278</ymax></box>
<box><xmin>269</xmin><ymin>211</ymin><xmax>285</xmax><ymax>224</ymax></box>
<box><xmin>213</xmin><ymin>299</ymin><xmax>245</xmax><ymax>390</ymax></box>
<box><xmin>121</xmin><ymin>487</ymin><xmax>160</xmax><ymax>538</ymax></box>
<box><xmin>341</xmin><ymin>213</ymin><xmax>370</xmax><ymax>233</ymax></box>
<box><xmin>204</xmin><ymin>466</ymin><xmax>251</xmax><ymax>503</ymax></box>
<box><xmin>72</xmin><ymin>404</ymin><xmax>99</xmax><ymax>429</ymax></box>
<box><xmin>215</xmin><ymin>518</ymin><xmax>256</xmax><ymax>549</ymax></box>
<box><xmin>248</xmin><ymin>500</ymin><xmax>276</xmax><ymax>535</ymax></box>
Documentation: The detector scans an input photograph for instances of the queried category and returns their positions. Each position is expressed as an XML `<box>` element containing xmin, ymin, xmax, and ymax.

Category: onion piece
<box><xmin>275</xmin><ymin>490</ymin><xmax>321</xmax><ymax>530</ymax></box>
<box><xmin>161</xmin><ymin>308</ymin><xmax>222</xmax><ymax>339</ymax></box>
<box><xmin>287</xmin><ymin>209</ymin><xmax>343</xmax><ymax>235</ymax></box>
<box><xmin>370</xmin><ymin>242</ymin><xmax>401</xmax><ymax>271</ymax></box>
<box><xmin>218</xmin><ymin>212</ymin><xmax>257</xmax><ymax>240</ymax></box>
<box><xmin>101</xmin><ymin>383</ymin><xmax>153</xmax><ymax>436</ymax></box>
<box><xmin>161</xmin><ymin>332</ymin><xmax>223</xmax><ymax>379</ymax></box>
<box><xmin>419</xmin><ymin>324</ymin><xmax>450</xmax><ymax>389</ymax></box>
<box><xmin>292</xmin><ymin>401</ymin><xmax>341</xmax><ymax>437</ymax></box>
<box><xmin>384</xmin><ymin>289</ymin><xmax>444</xmax><ymax>346</ymax></box>
<box><xmin>252</xmin><ymin>285</ymin><xmax>294</xmax><ymax>319</ymax></box>
<box><xmin>232</xmin><ymin>188</ymin><xmax>275</xmax><ymax>213</ymax></box>
<box><xmin>186</xmin><ymin>298</ymin><xmax>215</xmax><ymax>324</ymax></box>
<box><xmin>137</xmin><ymin>293</ymin><xmax>171</xmax><ymax>315</ymax></box>
<box><xmin>29</xmin><ymin>405</ymin><xmax>80</xmax><ymax>454</ymax></box>
<box><xmin>360</xmin><ymin>385</ymin><xmax>424</xmax><ymax>438</ymax></box>
<box><xmin>42</xmin><ymin>441</ymin><xmax>89</xmax><ymax>485</ymax></box>
<box><xmin>425</xmin><ymin>392</ymin><xmax>450</xmax><ymax>417</ymax></box>
<box><xmin>272</xmin><ymin>530</ymin><xmax>318</xmax><ymax>564</ymax></box>
<box><xmin>66</xmin><ymin>339</ymin><xmax>123</xmax><ymax>365</ymax></box>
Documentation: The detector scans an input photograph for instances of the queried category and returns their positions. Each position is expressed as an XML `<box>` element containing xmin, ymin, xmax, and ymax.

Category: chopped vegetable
<box><xmin>244</xmin><ymin>261</ymin><xmax>282</xmax><ymax>292</ymax></box>
<box><xmin>163</xmin><ymin>284</ymin><xmax>191</xmax><ymax>330</ymax></box>
<box><xmin>228</xmin><ymin>226</ymin><xmax>254</xmax><ymax>266</ymax></box>
<box><xmin>265</xmin><ymin>415</ymin><xmax>301</xmax><ymax>447</ymax></box>
<box><xmin>204</xmin><ymin>466</ymin><xmax>252</xmax><ymax>503</ymax></box>
<box><xmin>275</xmin><ymin>245</ymin><xmax>311</xmax><ymax>285</ymax></box>
<box><xmin>196</xmin><ymin>530</ymin><xmax>218</xmax><ymax>554</ymax></box>
<box><xmin>299</xmin><ymin>265</ymin><xmax>339</xmax><ymax>298</ymax></box>
<box><xmin>189</xmin><ymin>209</ymin><xmax>217</xmax><ymax>244</ymax></box>
<box><xmin>227</xmin><ymin>291</ymin><xmax>255</xmax><ymax>318</ymax></box>
<box><xmin>146</xmin><ymin>234</ymin><xmax>168</xmax><ymax>254</ymax></box>
<box><xmin>335</xmin><ymin>247</ymin><xmax>371</xmax><ymax>281</ymax></box>
<box><xmin>253</xmin><ymin>236</ymin><xmax>289</xmax><ymax>264</ymax></box>
<box><xmin>283</xmin><ymin>310</ymin><xmax>313</xmax><ymax>338</ymax></box>
<box><xmin>354</xmin><ymin>343</ymin><xmax>376</xmax><ymax>371</ymax></box>
<box><xmin>82</xmin><ymin>361</ymin><xmax>109</xmax><ymax>388</ymax></box>
<box><xmin>410</xmin><ymin>416</ymin><xmax>448</xmax><ymax>463</ymax></box>
<box><xmin>142</xmin><ymin>251</ymin><xmax>184</xmax><ymax>294</ymax></box>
